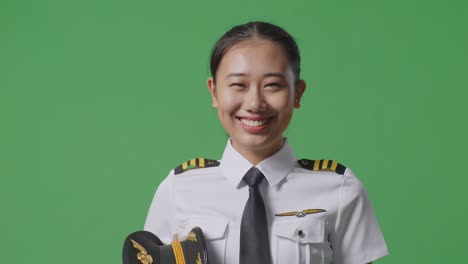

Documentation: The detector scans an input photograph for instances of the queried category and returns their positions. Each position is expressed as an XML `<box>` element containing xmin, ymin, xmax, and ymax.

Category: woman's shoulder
<box><xmin>160</xmin><ymin>157</ymin><xmax>222</xmax><ymax>182</ymax></box>
<box><xmin>155</xmin><ymin>157</ymin><xmax>221</xmax><ymax>189</ymax></box>
<box><xmin>295</xmin><ymin>158</ymin><xmax>367</xmax><ymax>193</ymax></box>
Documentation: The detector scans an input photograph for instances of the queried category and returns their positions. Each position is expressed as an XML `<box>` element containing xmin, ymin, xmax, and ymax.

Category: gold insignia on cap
<box><xmin>275</xmin><ymin>209</ymin><xmax>326</xmax><ymax>217</ymax></box>
<box><xmin>174</xmin><ymin>158</ymin><xmax>220</xmax><ymax>175</ymax></box>
<box><xmin>130</xmin><ymin>239</ymin><xmax>153</xmax><ymax>264</ymax></box>
<box><xmin>298</xmin><ymin>159</ymin><xmax>347</xmax><ymax>175</ymax></box>
<box><xmin>184</xmin><ymin>231</ymin><xmax>197</xmax><ymax>242</ymax></box>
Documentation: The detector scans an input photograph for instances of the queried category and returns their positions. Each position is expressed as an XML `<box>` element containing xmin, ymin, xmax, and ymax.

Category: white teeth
<box><xmin>240</xmin><ymin>118</ymin><xmax>268</xmax><ymax>127</ymax></box>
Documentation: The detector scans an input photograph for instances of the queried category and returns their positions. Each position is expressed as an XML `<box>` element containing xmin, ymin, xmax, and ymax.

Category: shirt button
<box><xmin>297</xmin><ymin>230</ymin><xmax>304</xmax><ymax>237</ymax></box>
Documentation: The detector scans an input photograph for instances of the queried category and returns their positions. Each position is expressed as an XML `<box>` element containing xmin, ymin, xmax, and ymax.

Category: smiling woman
<box><xmin>140</xmin><ymin>21</ymin><xmax>389</xmax><ymax>264</ymax></box>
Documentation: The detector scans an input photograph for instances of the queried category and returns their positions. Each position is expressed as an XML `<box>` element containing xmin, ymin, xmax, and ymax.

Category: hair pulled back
<box><xmin>209</xmin><ymin>21</ymin><xmax>301</xmax><ymax>83</ymax></box>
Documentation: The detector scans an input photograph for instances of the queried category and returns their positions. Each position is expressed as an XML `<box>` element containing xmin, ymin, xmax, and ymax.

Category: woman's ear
<box><xmin>294</xmin><ymin>80</ymin><xmax>306</xmax><ymax>108</ymax></box>
<box><xmin>207</xmin><ymin>77</ymin><xmax>218</xmax><ymax>108</ymax></box>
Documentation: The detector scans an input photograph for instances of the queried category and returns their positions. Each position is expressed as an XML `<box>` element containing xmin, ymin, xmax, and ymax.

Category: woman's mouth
<box><xmin>239</xmin><ymin>118</ymin><xmax>269</xmax><ymax>127</ymax></box>
<box><xmin>237</xmin><ymin>116</ymin><xmax>273</xmax><ymax>132</ymax></box>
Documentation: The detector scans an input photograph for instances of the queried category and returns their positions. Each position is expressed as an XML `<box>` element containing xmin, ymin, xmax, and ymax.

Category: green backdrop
<box><xmin>1</xmin><ymin>0</ymin><xmax>467</xmax><ymax>263</ymax></box>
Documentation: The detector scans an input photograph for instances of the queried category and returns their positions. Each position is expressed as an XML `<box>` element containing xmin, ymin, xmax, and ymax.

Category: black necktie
<box><xmin>239</xmin><ymin>167</ymin><xmax>272</xmax><ymax>264</ymax></box>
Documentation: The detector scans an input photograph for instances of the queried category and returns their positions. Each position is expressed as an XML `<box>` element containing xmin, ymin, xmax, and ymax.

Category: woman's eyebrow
<box><xmin>264</xmin><ymin>72</ymin><xmax>285</xmax><ymax>78</ymax></box>
<box><xmin>226</xmin><ymin>73</ymin><xmax>247</xmax><ymax>79</ymax></box>
<box><xmin>226</xmin><ymin>72</ymin><xmax>285</xmax><ymax>79</ymax></box>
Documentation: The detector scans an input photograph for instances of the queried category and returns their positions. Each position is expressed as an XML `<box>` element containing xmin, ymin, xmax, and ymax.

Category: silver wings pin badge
<box><xmin>275</xmin><ymin>209</ymin><xmax>326</xmax><ymax>218</ymax></box>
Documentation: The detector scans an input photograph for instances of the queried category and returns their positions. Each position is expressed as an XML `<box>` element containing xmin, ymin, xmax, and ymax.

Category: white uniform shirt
<box><xmin>144</xmin><ymin>139</ymin><xmax>389</xmax><ymax>264</ymax></box>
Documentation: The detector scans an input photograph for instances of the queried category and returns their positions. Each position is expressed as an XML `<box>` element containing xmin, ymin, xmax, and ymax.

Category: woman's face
<box><xmin>207</xmin><ymin>39</ymin><xmax>306</xmax><ymax>159</ymax></box>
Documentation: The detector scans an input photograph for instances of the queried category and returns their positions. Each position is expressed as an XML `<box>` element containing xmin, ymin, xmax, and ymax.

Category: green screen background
<box><xmin>1</xmin><ymin>0</ymin><xmax>467</xmax><ymax>263</ymax></box>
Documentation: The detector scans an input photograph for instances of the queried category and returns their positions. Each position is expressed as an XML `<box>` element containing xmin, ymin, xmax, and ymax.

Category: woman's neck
<box><xmin>231</xmin><ymin>137</ymin><xmax>285</xmax><ymax>166</ymax></box>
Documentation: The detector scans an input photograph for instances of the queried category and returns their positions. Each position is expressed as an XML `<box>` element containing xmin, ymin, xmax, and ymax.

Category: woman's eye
<box><xmin>265</xmin><ymin>83</ymin><xmax>282</xmax><ymax>88</ymax></box>
<box><xmin>229</xmin><ymin>83</ymin><xmax>246</xmax><ymax>88</ymax></box>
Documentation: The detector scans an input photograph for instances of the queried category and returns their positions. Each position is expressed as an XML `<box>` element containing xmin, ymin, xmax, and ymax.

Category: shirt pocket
<box><xmin>272</xmin><ymin>217</ymin><xmax>330</xmax><ymax>264</ymax></box>
<box><xmin>178</xmin><ymin>216</ymin><xmax>229</xmax><ymax>264</ymax></box>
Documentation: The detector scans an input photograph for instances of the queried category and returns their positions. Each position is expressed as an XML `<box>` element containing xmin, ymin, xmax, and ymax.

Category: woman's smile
<box><xmin>237</xmin><ymin>116</ymin><xmax>274</xmax><ymax>132</ymax></box>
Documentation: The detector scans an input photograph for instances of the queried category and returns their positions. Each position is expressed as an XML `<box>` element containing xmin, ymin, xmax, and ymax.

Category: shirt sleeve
<box><xmin>143</xmin><ymin>171</ymin><xmax>176</xmax><ymax>244</ymax></box>
<box><xmin>331</xmin><ymin>168</ymin><xmax>389</xmax><ymax>264</ymax></box>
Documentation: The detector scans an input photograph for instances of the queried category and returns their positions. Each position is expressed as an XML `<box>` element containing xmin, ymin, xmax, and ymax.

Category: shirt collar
<box><xmin>220</xmin><ymin>138</ymin><xmax>297</xmax><ymax>188</ymax></box>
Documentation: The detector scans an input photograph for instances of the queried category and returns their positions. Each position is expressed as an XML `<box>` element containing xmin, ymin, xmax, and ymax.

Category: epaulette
<box><xmin>174</xmin><ymin>158</ymin><xmax>220</xmax><ymax>175</ymax></box>
<box><xmin>297</xmin><ymin>159</ymin><xmax>347</xmax><ymax>175</ymax></box>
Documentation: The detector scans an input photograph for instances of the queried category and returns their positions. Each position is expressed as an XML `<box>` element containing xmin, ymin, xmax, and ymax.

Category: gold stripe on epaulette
<box><xmin>313</xmin><ymin>160</ymin><xmax>320</xmax><ymax>170</ymax></box>
<box><xmin>321</xmin><ymin>159</ymin><xmax>329</xmax><ymax>169</ymax></box>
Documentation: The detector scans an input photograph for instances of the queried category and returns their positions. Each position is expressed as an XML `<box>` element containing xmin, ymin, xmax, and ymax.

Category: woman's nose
<box><xmin>245</xmin><ymin>88</ymin><xmax>268</xmax><ymax>112</ymax></box>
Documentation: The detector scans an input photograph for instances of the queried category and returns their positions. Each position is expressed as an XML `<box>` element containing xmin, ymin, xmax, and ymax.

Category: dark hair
<box><xmin>209</xmin><ymin>21</ymin><xmax>301</xmax><ymax>83</ymax></box>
